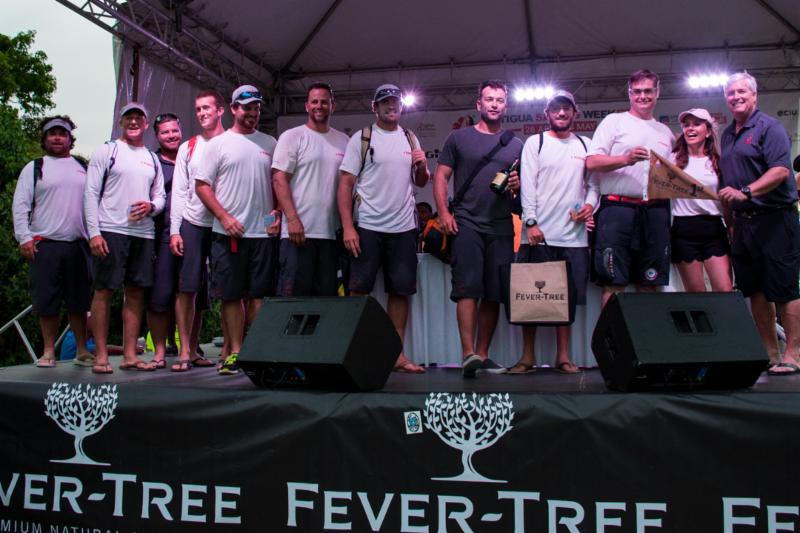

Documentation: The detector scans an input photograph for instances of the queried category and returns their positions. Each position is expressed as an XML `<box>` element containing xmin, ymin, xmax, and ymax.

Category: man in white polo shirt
<box><xmin>338</xmin><ymin>83</ymin><xmax>430</xmax><ymax>374</ymax></box>
<box><xmin>12</xmin><ymin>115</ymin><xmax>93</xmax><ymax>368</ymax></box>
<box><xmin>196</xmin><ymin>85</ymin><xmax>280</xmax><ymax>375</ymax></box>
<box><xmin>586</xmin><ymin>69</ymin><xmax>675</xmax><ymax>309</ymax></box>
<box><xmin>272</xmin><ymin>82</ymin><xmax>349</xmax><ymax>297</ymax></box>
<box><xmin>169</xmin><ymin>89</ymin><xmax>226</xmax><ymax>372</ymax></box>
<box><xmin>84</xmin><ymin>102</ymin><xmax>166</xmax><ymax>374</ymax></box>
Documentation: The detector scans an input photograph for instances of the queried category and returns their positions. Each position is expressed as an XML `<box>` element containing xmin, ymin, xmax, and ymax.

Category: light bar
<box><xmin>687</xmin><ymin>73</ymin><xmax>729</xmax><ymax>89</ymax></box>
<box><xmin>513</xmin><ymin>85</ymin><xmax>556</xmax><ymax>102</ymax></box>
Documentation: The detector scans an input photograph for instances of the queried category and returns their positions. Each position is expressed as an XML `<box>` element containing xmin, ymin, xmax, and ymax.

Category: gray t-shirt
<box><xmin>438</xmin><ymin>126</ymin><xmax>523</xmax><ymax>236</ymax></box>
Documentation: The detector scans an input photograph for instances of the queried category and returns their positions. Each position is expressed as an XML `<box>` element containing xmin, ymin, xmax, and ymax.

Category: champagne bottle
<box><xmin>489</xmin><ymin>159</ymin><xmax>519</xmax><ymax>194</ymax></box>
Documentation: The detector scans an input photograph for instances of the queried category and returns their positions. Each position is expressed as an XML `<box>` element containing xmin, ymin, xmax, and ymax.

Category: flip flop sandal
<box><xmin>393</xmin><ymin>361</ymin><xmax>426</xmax><ymax>374</ymax></box>
<box><xmin>190</xmin><ymin>356</ymin><xmax>215</xmax><ymax>367</ymax></box>
<box><xmin>767</xmin><ymin>362</ymin><xmax>800</xmax><ymax>376</ymax></box>
<box><xmin>152</xmin><ymin>359</ymin><xmax>166</xmax><ymax>370</ymax></box>
<box><xmin>553</xmin><ymin>361</ymin><xmax>582</xmax><ymax>374</ymax></box>
<box><xmin>171</xmin><ymin>360</ymin><xmax>192</xmax><ymax>373</ymax></box>
<box><xmin>508</xmin><ymin>362</ymin><xmax>537</xmax><ymax>375</ymax></box>
<box><xmin>120</xmin><ymin>360</ymin><xmax>156</xmax><ymax>371</ymax></box>
<box><xmin>36</xmin><ymin>358</ymin><xmax>56</xmax><ymax>368</ymax></box>
<box><xmin>92</xmin><ymin>363</ymin><xmax>113</xmax><ymax>374</ymax></box>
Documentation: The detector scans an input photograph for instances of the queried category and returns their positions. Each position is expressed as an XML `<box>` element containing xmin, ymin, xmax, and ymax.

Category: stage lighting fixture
<box><xmin>513</xmin><ymin>85</ymin><xmax>556</xmax><ymax>102</ymax></box>
<box><xmin>401</xmin><ymin>93</ymin><xmax>417</xmax><ymax>106</ymax></box>
<box><xmin>687</xmin><ymin>73</ymin><xmax>729</xmax><ymax>89</ymax></box>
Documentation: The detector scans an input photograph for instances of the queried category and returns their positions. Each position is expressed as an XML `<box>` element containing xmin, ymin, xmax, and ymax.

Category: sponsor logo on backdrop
<box><xmin>424</xmin><ymin>393</ymin><xmax>514</xmax><ymax>483</ymax></box>
<box><xmin>46</xmin><ymin>383</ymin><xmax>118</xmax><ymax>466</ymax></box>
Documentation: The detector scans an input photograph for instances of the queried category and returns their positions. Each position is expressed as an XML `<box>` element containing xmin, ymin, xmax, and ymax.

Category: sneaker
<box><xmin>462</xmin><ymin>354</ymin><xmax>483</xmax><ymax>378</ymax></box>
<box><xmin>218</xmin><ymin>352</ymin><xmax>240</xmax><ymax>375</ymax></box>
<box><xmin>479</xmin><ymin>357</ymin><xmax>507</xmax><ymax>374</ymax></box>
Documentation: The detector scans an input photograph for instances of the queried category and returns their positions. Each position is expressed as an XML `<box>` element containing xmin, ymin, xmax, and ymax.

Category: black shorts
<box><xmin>671</xmin><ymin>215</ymin><xmax>730</xmax><ymax>264</ymax></box>
<box><xmin>450</xmin><ymin>224</ymin><xmax>514</xmax><ymax>302</ymax></box>
<box><xmin>210</xmin><ymin>234</ymin><xmax>276</xmax><ymax>301</ymax></box>
<box><xmin>348</xmin><ymin>228</ymin><xmax>417</xmax><ymax>296</ymax></box>
<box><xmin>29</xmin><ymin>240</ymin><xmax>92</xmax><ymax>316</ymax></box>
<box><xmin>148</xmin><ymin>239</ymin><xmax>178</xmax><ymax>312</ymax></box>
<box><xmin>177</xmin><ymin>220</ymin><xmax>211</xmax><ymax>310</ymax></box>
<box><xmin>277</xmin><ymin>238</ymin><xmax>338</xmax><ymax>297</ymax></box>
<box><xmin>93</xmin><ymin>231</ymin><xmax>155</xmax><ymax>290</ymax></box>
<box><xmin>731</xmin><ymin>206</ymin><xmax>800</xmax><ymax>303</ymax></box>
<box><xmin>591</xmin><ymin>198</ymin><xmax>671</xmax><ymax>286</ymax></box>
<box><xmin>516</xmin><ymin>244</ymin><xmax>589</xmax><ymax>305</ymax></box>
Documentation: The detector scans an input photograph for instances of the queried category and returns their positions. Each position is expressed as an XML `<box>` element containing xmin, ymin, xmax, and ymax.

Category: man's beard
<box><xmin>480</xmin><ymin>111</ymin><xmax>502</xmax><ymax>126</ymax></box>
<box><xmin>548</xmin><ymin>117</ymin><xmax>574</xmax><ymax>133</ymax></box>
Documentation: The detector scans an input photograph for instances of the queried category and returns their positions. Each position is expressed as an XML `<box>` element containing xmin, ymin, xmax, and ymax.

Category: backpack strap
<box><xmin>537</xmin><ymin>131</ymin><xmax>545</xmax><ymax>155</ymax></box>
<box><xmin>402</xmin><ymin>127</ymin><xmax>418</xmax><ymax>151</ymax></box>
<box><xmin>187</xmin><ymin>135</ymin><xmax>199</xmax><ymax>161</ymax></box>
<box><xmin>575</xmin><ymin>135</ymin><xmax>587</xmax><ymax>152</ymax></box>
<box><xmin>99</xmin><ymin>141</ymin><xmax>119</xmax><ymax>199</ymax></box>
<box><xmin>29</xmin><ymin>158</ymin><xmax>44</xmax><ymax>225</ymax></box>
<box><xmin>358</xmin><ymin>125</ymin><xmax>373</xmax><ymax>175</ymax></box>
<box><xmin>71</xmin><ymin>155</ymin><xmax>88</xmax><ymax>170</ymax></box>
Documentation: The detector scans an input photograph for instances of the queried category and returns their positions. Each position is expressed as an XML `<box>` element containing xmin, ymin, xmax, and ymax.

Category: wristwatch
<box><xmin>740</xmin><ymin>186</ymin><xmax>752</xmax><ymax>200</ymax></box>
<box><xmin>525</xmin><ymin>218</ymin><xmax>538</xmax><ymax>227</ymax></box>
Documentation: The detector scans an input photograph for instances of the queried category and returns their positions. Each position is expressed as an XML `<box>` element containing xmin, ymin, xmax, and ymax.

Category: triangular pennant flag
<box><xmin>647</xmin><ymin>151</ymin><xmax>718</xmax><ymax>200</ymax></box>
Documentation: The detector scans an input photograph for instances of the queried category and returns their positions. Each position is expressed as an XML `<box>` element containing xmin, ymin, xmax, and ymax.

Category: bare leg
<box><xmin>245</xmin><ymin>298</ymin><xmax>262</xmax><ymax>330</ymax></box>
<box><xmin>456</xmin><ymin>298</ymin><xmax>478</xmax><ymax>358</ymax></box>
<box><xmin>175</xmin><ymin>292</ymin><xmax>196</xmax><ymax>363</ymax></box>
<box><xmin>39</xmin><ymin>315</ymin><xmax>59</xmax><ymax>360</ymax></box>
<box><xmin>122</xmin><ymin>286</ymin><xmax>149</xmax><ymax>366</ymax></box>
<box><xmin>474</xmin><ymin>300</ymin><xmax>499</xmax><ymax>358</ymax></box>
<box><xmin>387</xmin><ymin>294</ymin><xmax>423</xmax><ymax>372</ymax></box>
<box><xmin>189</xmin><ymin>309</ymin><xmax>204</xmax><ymax>358</ymax></box>
<box><xmin>66</xmin><ymin>312</ymin><xmax>90</xmax><ymax>359</ymax></box>
<box><xmin>750</xmin><ymin>292</ymin><xmax>779</xmax><ymax>365</ymax></box>
<box><xmin>676</xmin><ymin>261</ymin><xmax>707</xmax><ymax>292</ymax></box>
<box><xmin>601</xmin><ymin>285</ymin><xmax>626</xmax><ymax>309</ymax></box>
<box><xmin>512</xmin><ymin>325</ymin><xmax>537</xmax><ymax>370</ymax></box>
<box><xmin>777</xmin><ymin>299</ymin><xmax>800</xmax><ymax>367</ymax></box>
<box><xmin>703</xmin><ymin>255</ymin><xmax>733</xmax><ymax>292</ymax></box>
<box><xmin>90</xmin><ymin>289</ymin><xmax>113</xmax><ymax>366</ymax></box>
<box><xmin>221</xmin><ymin>300</ymin><xmax>245</xmax><ymax>355</ymax></box>
<box><xmin>553</xmin><ymin>325</ymin><xmax>580</xmax><ymax>372</ymax></box>
<box><xmin>147</xmin><ymin>310</ymin><xmax>169</xmax><ymax>363</ymax></box>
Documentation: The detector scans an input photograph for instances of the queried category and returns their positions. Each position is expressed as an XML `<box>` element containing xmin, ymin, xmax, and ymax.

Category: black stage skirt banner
<box><xmin>1</xmin><ymin>380</ymin><xmax>799</xmax><ymax>532</ymax></box>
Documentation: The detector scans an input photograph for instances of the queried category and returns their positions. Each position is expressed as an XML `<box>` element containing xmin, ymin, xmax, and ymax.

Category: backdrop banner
<box><xmin>2</xmin><ymin>379</ymin><xmax>799</xmax><ymax>532</ymax></box>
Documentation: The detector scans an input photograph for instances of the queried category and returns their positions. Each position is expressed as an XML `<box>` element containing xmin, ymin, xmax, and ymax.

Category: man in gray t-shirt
<box><xmin>433</xmin><ymin>80</ymin><xmax>522</xmax><ymax>377</ymax></box>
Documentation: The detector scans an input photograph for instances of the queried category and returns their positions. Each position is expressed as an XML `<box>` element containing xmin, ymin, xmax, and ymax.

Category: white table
<box><xmin>372</xmin><ymin>253</ymin><xmax>683</xmax><ymax>368</ymax></box>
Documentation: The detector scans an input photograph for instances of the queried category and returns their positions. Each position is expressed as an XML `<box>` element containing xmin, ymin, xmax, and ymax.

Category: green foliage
<box><xmin>0</xmin><ymin>31</ymin><xmax>56</xmax><ymax>115</ymax></box>
<box><xmin>0</xmin><ymin>31</ymin><xmax>54</xmax><ymax>366</ymax></box>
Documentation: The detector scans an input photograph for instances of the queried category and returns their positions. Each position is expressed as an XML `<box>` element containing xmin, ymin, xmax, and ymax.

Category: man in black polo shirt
<box><xmin>718</xmin><ymin>72</ymin><xmax>800</xmax><ymax>375</ymax></box>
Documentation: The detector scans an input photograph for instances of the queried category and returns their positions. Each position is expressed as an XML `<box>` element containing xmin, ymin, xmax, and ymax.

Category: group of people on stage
<box><xmin>12</xmin><ymin>68</ymin><xmax>800</xmax><ymax>378</ymax></box>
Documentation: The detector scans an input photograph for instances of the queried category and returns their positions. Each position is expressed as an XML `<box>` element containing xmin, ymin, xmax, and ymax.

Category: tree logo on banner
<box><xmin>424</xmin><ymin>392</ymin><xmax>515</xmax><ymax>483</ymax></box>
<box><xmin>45</xmin><ymin>383</ymin><xmax>118</xmax><ymax>466</ymax></box>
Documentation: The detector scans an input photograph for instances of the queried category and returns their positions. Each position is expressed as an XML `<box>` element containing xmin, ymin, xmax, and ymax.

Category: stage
<box><xmin>1</xmin><ymin>360</ymin><xmax>799</xmax><ymax>532</ymax></box>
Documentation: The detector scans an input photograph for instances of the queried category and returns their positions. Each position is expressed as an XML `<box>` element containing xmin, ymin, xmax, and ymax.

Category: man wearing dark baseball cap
<box><xmin>338</xmin><ymin>83</ymin><xmax>430</xmax><ymax>373</ymax></box>
<box><xmin>12</xmin><ymin>115</ymin><xmax>93</xmax><ymax>368</ymax></box>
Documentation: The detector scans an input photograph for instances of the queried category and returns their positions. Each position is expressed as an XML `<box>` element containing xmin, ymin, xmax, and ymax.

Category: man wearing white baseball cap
<box><xmin>195</xmin><ymin>85</ymin><xmax>280</xmax><ymax>375</ymax></box>
<box><xmin>12</xmin><ymin>115</ymin><xmax>93</xmax><ymax>368</ymax></box>
<box><xmin>84</xmin><ymin>101</ymin><xmax>166</xmax><ymax>374</ymax></box>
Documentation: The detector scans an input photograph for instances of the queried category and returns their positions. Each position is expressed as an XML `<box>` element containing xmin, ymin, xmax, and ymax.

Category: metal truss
<box><xmin>276</xmin><ymin>67</ymin><xmax>800</xmax><ymax>116</ymax></box>
<box><xmin>53</xmin><ymin>0</ymin><xmax>277</xmax><ymax>116</ymax></box>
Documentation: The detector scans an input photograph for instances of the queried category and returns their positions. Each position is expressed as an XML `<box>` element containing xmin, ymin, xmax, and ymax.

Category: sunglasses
<box><xmin>375</xmin><ymin>88</ymin><xmax>402</xmax><ymax>101</ymax></box>
<box><xmin>154</xmin><ymin>113</ymin><xmax>179</xmax><ymax>128</ymax></box>
<box><xmin>235</xmin><ymin>90</ymin><xmax>263</xmax><ymax>102</ymax></box>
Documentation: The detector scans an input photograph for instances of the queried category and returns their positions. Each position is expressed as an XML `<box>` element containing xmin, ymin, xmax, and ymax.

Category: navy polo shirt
<box><xmin>720</xmin><ymin>109</ymin><xmax>795</xmax><ymax>210</ymax></box>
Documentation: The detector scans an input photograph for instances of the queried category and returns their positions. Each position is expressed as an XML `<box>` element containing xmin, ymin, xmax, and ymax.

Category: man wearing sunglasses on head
<box><xmin>586</xmin><ymin>69</ymin><xmax>675</xmax><ymax>309</ymax></box>
<box><xmin>195</xmin><ymin>85</ymin><xmax>280</xmax><ymax>376</ymax></box>
<box><xmin>147</xmin><ymin>112</ymin><xmax>182</xmax><ymax>370</ymax></box>
<box><xmin>84</xmin><ymin>102</ymin><xmax>166</xmax><ymax>374</ymax></box>
<box><xmin>338</xmin><ymin>83</ymin><xmax>430</xmax><ymax>374</ymax></box>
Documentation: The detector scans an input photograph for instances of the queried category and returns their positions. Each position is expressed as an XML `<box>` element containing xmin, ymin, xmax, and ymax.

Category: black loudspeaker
<box><xmin>239</xmin><ymin>296</ymin><xmax>401</xmax><ymax>391</ymax></box>
<box><xmin>591</xmin><ymin>292</ymin><xmax>769</xmax><ymax>391</ymax></box>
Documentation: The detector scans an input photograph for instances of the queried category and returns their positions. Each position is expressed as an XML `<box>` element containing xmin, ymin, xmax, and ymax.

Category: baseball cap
<box><xmin>231</xmin><ymin>85</ymin><xmax>264</xmax><ymax>105</ymax></box>
<box><xmin>119</xmin><ymin>102</ymin><xmax>148</xmax><ymax>119</ymax></box>
<box><xmin>678</xmin><ymin>108</ymin><xmax>715</xmax><ymax>125</ymax></box>
<box><xmin>374</xmin><ymin>84</ymin><xmax>402</xmax><ymax>103</ymax></box>
<box><xmin>545</xmin><ymin>90</ymin><xmax>578</xmax><ymax>112</ymax></box>
<box><xmin>41</xmin><ymin>118</ymin><xmax>73</xmax><ymax>133</ymax></box>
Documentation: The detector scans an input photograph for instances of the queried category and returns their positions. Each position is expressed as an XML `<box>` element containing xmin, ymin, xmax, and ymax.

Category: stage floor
<box><xmin>2</xmin><ymin>356</ymin><xmax>796</xmax><ymax>393</ymax></box>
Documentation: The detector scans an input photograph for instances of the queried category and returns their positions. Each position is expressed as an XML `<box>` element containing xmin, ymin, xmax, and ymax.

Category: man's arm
<box><xmin>585</xmin><ymin>149</ymin><xmax>649</xmax><ymax>173</ymax></box>
<box><xmin>272</xmin><ymin>169</ymin><xmax>304</xmax><ymax>245</ymax></box>
<box><xmin>718</xmin><ymin>166</ymin><xmax>791</xmax><ymax>204</ymax></box>
<box><xmin>195</xmin><ymin>180</ymin><xmax>244</xmax><ymax>238</ymax></box>
<box><xmin>411</xmin><ymin>149</ymin><xmax>430</xmax><ymax>187</ymax></box>
<box><xmin>337</xmin><ymin>171</ymin><xmax>360</xmax><ymax>257</ymax></box>
<box><xmin>433</xmin><ymin>163</ymin><xmax>457</xmax><ymax>234</ymax></box>
<box><xmin>11</xmin><ymin>163</ymin><xmax>36</xmax><ymax>259</ymax></box>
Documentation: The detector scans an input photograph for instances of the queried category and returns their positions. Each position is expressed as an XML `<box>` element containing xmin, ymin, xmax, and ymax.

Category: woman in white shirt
<box><xmin>670</xmin><ymin>108</ymin><xmax>732</xmax><ymax>292</ymax></box>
